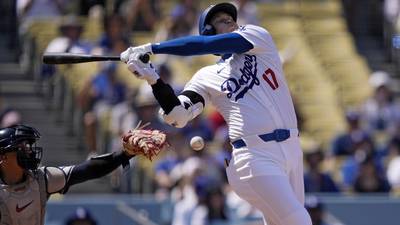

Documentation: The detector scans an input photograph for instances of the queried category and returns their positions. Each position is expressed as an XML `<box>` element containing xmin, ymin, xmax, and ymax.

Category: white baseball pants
<box><xmin>226</xmin><ymin>135</ymin><xmax>312</xmax><ymax>225</ymax></box>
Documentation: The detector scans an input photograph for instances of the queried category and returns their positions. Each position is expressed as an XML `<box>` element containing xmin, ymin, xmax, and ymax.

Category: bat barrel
<box><xmin>42</xmin><ymin>53</ymin><xmax>150</xmax><ymax>64</ymax></box>
<box><xmin>42</xmin><ymin>53</ymin><xmax>120</xmax><ymax>64</ymax></box>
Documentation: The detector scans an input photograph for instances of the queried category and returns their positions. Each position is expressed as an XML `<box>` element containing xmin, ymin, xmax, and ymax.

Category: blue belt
<box><xmin>231</xmin><ymin>129</ymin><xmax>291</xmax><ymax>148</ymax></box>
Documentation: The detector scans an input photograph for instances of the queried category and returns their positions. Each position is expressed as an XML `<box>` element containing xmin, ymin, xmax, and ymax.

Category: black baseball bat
<box><xmin>42</xmin><ymin>53</ymin><xmax>150</xmax><ymax>64</ymax></box>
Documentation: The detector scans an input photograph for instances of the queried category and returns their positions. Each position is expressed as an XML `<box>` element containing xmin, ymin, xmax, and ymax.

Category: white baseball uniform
<box><xmin>184</xmin><ymin>25</ymin><xmax>312</xmax><ymax>225</ymax></box>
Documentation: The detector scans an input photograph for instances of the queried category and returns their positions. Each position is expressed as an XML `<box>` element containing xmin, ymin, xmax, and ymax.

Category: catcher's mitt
<box><xmin>122</xmin><ymin>124</ymin><xmax>168</xmax><ymax>160</ymax></box>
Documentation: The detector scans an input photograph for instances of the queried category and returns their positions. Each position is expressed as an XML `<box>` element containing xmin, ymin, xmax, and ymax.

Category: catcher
<box><xmin>0</xmin><ymin>124</ymin><xmax>167</xmax><ymax>225</ymax></box>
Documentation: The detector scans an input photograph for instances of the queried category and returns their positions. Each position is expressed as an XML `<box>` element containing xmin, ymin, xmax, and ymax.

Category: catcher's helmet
<box><xmin>0</xmin><ymin>125</ymin><xmax>43</xmax><ymax>170</ymax></box>
<box><xmin>198</xmin><ymin>2</ymin><xmax>237</xmax><ymax>35</ymax></box>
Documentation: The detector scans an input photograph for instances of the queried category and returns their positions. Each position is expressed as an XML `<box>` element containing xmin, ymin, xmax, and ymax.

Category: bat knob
<box><xmin>139</xmin><ymin>54</ymin><xmax>150</xmax><ymax>63</ymax></box>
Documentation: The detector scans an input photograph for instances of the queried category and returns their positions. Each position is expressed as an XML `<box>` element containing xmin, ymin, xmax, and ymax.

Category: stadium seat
<box><xmin>257</xmin><ymin>1</ymin><xmax>300</xmax><ymax>18</ymax></box>
<box><xmin>262</xmin><ymin>17</ymin><xmax>303</xmax><ymax>37</ymax></box>
<box><xmin>303</xmin><ymin>17</ymin><xmax>348</xmax><ymax>35</ymax></box>
<box><xmin>299</xmin><ymin>0</ymin><xmax>343</xmax><ymax>19</ymax></box>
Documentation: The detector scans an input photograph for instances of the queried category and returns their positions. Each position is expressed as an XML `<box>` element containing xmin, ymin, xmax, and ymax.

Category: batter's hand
<box><xmin>120</xmin><ymin>43</ymin><xmax>152</xmax><ymax>63</ymax></box>
<box><xmin>127</xmin><ymin>53</ymin><xmax>159</xmax><ymax>85</ymax></box>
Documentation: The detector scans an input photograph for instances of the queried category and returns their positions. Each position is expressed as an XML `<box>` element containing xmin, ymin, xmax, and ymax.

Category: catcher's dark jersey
<box><xmin>0</xmin><ymin>166</ymin><xmax>73</xmax><ymax>225</ymax></box>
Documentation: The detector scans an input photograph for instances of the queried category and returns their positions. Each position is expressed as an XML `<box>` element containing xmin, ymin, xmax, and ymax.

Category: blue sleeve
<box><xmin>151</xmin><ymin>33</ymin><xmax>254</xmax><ymax>56</ymax></box>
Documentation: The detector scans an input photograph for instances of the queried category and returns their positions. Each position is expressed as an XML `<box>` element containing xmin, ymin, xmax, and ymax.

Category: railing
<box><xmin>46</xmin><ymin>193</ymin><xmax>400</xmax><ymax>225</ymax></box>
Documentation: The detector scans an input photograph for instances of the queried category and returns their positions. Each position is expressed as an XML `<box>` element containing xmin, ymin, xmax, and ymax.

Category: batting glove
<box><xmin>127</xmin><ymin>53</ymin><xmax>159</xmax><ymax>85</ymax></box>
<box><xmin>120</xmin><ymin>43</ymin><xmax>152</xmax><ymax>63</ymax></box>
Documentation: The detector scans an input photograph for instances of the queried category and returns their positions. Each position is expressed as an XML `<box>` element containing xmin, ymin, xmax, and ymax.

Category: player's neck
<box><xmin>1</xmin><ymin>165</ymin><xmax>25</xmax><ymax>185</ymax></box>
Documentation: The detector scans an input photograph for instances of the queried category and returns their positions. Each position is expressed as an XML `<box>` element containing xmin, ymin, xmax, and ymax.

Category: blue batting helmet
<box><xmin>198</xmin><ymin>2</ymin><xmax>237</xmax><ymax>35</ymax></box>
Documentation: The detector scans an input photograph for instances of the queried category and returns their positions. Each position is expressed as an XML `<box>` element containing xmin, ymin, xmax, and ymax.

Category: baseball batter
<box><xmin>0</xmin><ymin>124</ymin><xmax>136</xmax><ymax>225</ymax></box>
<box><xmin>121</xmin><ymin>2</ymin><xmax>312</xmax><ymax>225</ymax></box>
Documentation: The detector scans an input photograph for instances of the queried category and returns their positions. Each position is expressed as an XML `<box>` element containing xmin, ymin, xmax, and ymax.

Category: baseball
<box><xmin>190</xmin><ymin>136</ymin><xmax>204</xmax><ymax>151</ymax></box>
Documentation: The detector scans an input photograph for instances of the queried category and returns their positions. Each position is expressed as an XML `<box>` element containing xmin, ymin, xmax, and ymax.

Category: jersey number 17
<box><xmin>262</xmin><ymin>68</ymin><xmax>279</xmax><ymax>90</ymax></box>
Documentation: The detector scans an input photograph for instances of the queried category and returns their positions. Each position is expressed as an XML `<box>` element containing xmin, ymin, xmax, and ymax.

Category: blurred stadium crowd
<box><xmin>1</xmin><ymin>0</ymin><xmax>400</xmax><ymax>224</ymax></box>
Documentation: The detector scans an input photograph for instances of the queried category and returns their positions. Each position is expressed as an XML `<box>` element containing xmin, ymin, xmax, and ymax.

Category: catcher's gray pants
<box><xmin>226</xmin><ymin>135</ymin><xmax>312</xmax><ymax>225</ymax></box>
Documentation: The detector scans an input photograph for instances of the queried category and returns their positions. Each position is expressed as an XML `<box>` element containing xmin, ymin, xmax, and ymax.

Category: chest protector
<box><xmin>0</xmin><ymin>169</ymin><xmax>48</xmax><ymax>225</ymax></box>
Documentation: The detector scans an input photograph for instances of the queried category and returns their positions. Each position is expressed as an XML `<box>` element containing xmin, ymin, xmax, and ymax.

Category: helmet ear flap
<box><xmin>202</xmin><ymin>24</ymin><xmax>216</xmax><ymax>35</ymax></box>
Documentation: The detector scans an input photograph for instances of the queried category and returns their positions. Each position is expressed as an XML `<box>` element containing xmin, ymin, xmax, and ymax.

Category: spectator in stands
<box><xmin>65</xmin><ymin>207</ymin><xmax>97</xmax><ymax>225</ymax></box>
<box><xmin>78</xmin><ymin>0</ymin><xmax>105</xmax><ymax>16</ymax></box>
<box><xmin>204</xmin><ymin>187</ymin><xmax>228</xmax><ymax>223</ymax></box>
<box><xmin>192</xmin><ymin>146</ymin><xmax>228</xmax><ymax>190</ymax></box>
<box><xmin>134</xmin><ymin>84</ymin><xmax>171</xmax><ymax>132</ymax></box>
<box><xmin>171</xmin><ymin>153</ymin><xmax>227</xmax><ymax>225</ymax></box>
<box><xmin>43</xmin><ymin>15</ymin><xmax>93</xmax><ymax>79</ymax></box>
<box><xmin>304</xmin><ymin>146</ymin><xmax>340</xmax><ymax>193</ymax></box>
<box><xmin>191</xmin><ymin>176</ymin><xmax>228</xmax><ymax>225</ymax></box>
<box><xmin>118</xmin><ymin>0</ymin><xmax>160</xmax><ymax>32</ymax></box>
<box><xmin>304</xmin><ymin>195</ymin><xmax>332</xmax><ymax>225</ymax></box>
<box><xmin>17</xmin><ymin>0</ymin><xmax>67</xmax><ymax>34</ymax></box>
<box><xmin>97</xmin><ymin>13</ymin><xmax>131</xmax><ymax>55</ymax></box>
<box><xmin>109</xmin><ymin>90</ymin><xmax>138</xmax><ymax>155</ymax></box>
<box><xmin>386</xmin><ymin>137</ymin><xmax>400</xmax><ymax>193</ymax></box>
<box><xmin>362</xmin><ymin>71</ymin><xmax>400</xmax><ymax>135</ymax></box>
<box><xmin>153</xmin><ymin>133</ymin><xmax>187</xmax><ymax>199</ymax></box>
<box><xmin>151</xmin><ymin>69</ymin><xmax>185</xmax><ymax>196</ymax></box>
<box><xmin>107</xmin><ymin>90</ymin><xmax>137</xmax><ymax>193</ymax></box>
<box><xmin>208</xmin><ymin>111</ymin><xmax>226</xmax><ymax>133</ymax></box>
<box><xmin>109</xmin><ymin>83</ymin><xmax>172</xmax><ymax>193</ymax></box>
<box><xmin>170</xmin><ymin>156</ymin><xmax>202</xmax><ymax>225</ymax></box>
<box><xmin>17</xmin><ymin>0</ymin><xmax>66</xmax><ymax>18</ymax></box>
<box><xmin>331</xmin><ymin>109</ymin><xmax>372</xmax><ymax>156</ymax></box>
<box><xmin>383</xmin><ymin>0</ymin><xmax>400</xmax><ymax>59</ymax></box>
<box><xmin>107</xmin><ymin>63</ymin><xmax>179</xmax><ymax>193</ymax></box>
<box><xmin>340</xmin><ymin>134</ymin><xmax>385</xmax><ymax>190</ymax></box>
<box><xmin>45</xmin><ymin>15</ymin><xmax>92</xmax><ymax>54</ymax></box>
<box><xmin>136</xmin><ymin>84</ymin><xmax>181</xmax><ymax>194</ymax></box>
<box><xmin>353</xmin><ymin>156</ymin><xmax>391</xmax><ymax>193</ymax></box>
<box><xmin>155</xmin><ymin>0</ymin><xmax>199</xmax><ymax>41</ymax></box>
<box><xmin>79</xmin><ymin>62</ymin><xmax>126</xmax><ymax>158</ymax></box>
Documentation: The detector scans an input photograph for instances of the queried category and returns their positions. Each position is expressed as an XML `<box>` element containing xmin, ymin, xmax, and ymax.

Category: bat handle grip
<box><xmin>139</xmin><ymin>54</ymin><xmax>150</xmax><ymax>63</ymax></box>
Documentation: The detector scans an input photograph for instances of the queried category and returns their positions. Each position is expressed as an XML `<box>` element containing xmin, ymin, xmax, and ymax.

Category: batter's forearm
<box><xmin>151</xmin><ymin>79</ymin><xmax>181</xmax><ymax>113</ymax></box>
<box><xmin>151</xmin><ymin>33</ymin><xmax>253</xmax><ymax>56</ymax></box>
<box><xmin>150</xmin><ymin>80</ymin><xmax>205</xmax><ymax>128</ymax></box>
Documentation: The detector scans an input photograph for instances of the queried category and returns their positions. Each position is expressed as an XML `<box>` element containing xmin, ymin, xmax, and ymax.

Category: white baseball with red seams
<box><xmin>190</xmin><ymin>136</ymin><xmax>204</xmax><ymax>151</ymax></box>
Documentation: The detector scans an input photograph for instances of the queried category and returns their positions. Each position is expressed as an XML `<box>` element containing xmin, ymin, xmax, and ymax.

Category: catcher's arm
<box><xmin>61</xmin><ymin>151</ymin><xmax>133</xmax><ymax>192</ymax></box>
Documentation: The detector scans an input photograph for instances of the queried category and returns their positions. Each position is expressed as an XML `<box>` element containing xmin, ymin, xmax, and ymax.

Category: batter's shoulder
<box><xmin>193</xmin><ymin>64</ymin><xmax>219</xmax><ymax>78</ymax></box>
<box><xmin>239</xmin><ymin>24</ymin><xmax>270</xmax><ymax>36</ymax></box>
